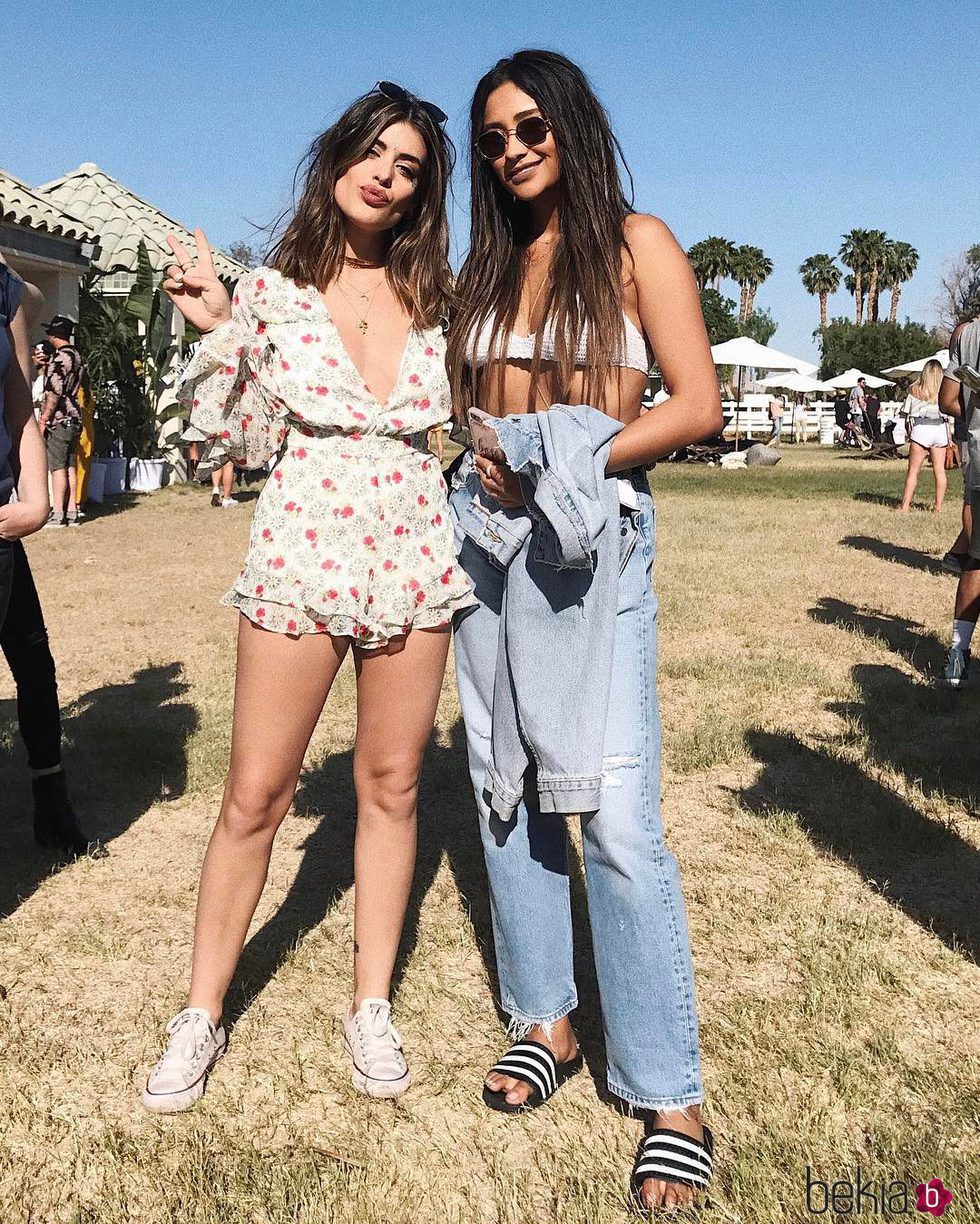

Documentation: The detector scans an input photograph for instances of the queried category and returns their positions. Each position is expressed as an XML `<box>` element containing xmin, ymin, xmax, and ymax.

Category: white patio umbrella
<box><xmin>756</xmin><ymin>371</ymin><xmax>827</xmax><ymax>393</ymax></box>
<box><xmin>710</xmin><ymin>336</ymin><xmax>817</xmax><ymax>446</ymax></box>
<box><xmin>880</xmin><ymin>349</ymin><xmax>949</xmax><ymax>380</ymax></box>
<box><xmin>822</xmin><ymin>367</ymin><xmax>893</xmax><ymax>389</ymax></box>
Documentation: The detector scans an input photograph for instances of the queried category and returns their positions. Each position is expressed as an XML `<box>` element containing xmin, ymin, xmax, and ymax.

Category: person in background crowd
<box><xmin>833</xmin><ymin>387</ymin><xmax>850</xmax><ymax>437</ymax></box>
<box><xmin>848</xmin><ymin>376</ymin><xmax>867</xmax><ymax>428</ymax></box>
<box><xmin>766</xmin><ymin>391</ymin><xmax>785</xmax><ymax>444</ymax></box>
<box><xmin>792</xmin><ymin>391</ymin><xmax>808</xmax><ymax>443</ymax></box>
<box><xmin>864</xmin><ymin>386</ymin><xmax>881</xmax><ymax>440</ymax></box>
<box><xmin>0</xmin><ymin>260</ymin><xmax>96</xmax><ymax>856</ymax></box>
<box><xmin>209</xmin><ymin>455</ymin><xmax>238</xmax><ymax>508</ymax></box>
<box><xmin>30</xmin><ymin>341</ymin><xmax>52</xmax><ymax>419</ymax></box>
<box><xmin>942</xmin><ymin>322</ymin><xmax>976</xmax><ymax>575</ymax></box>
<box><xmin>895</xmin><ymin>360</ymin><xmax>949</xmax><ymax>514</ymax></box>
<box><xmin>939</xmin><ymin>318</ymin><xmax>980</xmax><ymax>686</ymax></box>
<box><xmin>37</xmin><ymin>314</ymin><xmax>84</xmax><ymax>527</ymax></box>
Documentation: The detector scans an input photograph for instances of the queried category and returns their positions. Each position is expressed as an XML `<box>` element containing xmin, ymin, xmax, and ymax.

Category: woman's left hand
<box><xmin>475</xmin><ymin>453</ymin><xmax>524</xmax><ymax>507</ymax></box>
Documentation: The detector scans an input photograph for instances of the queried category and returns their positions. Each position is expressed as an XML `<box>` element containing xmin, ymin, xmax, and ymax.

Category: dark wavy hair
<box><xmin>268</xmin><ymin>90</ymin><xmax>454</xmax><ymax>328</ymax></box>
<box><xmin>447</xmin><ymin>50</ymin><xmax>635</xmax><ymax>414</ymax></box>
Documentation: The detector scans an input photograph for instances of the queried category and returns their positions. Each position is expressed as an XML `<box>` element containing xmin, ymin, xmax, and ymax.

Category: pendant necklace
<box><xmin>336</xmin><ymin>273</ymin><xmax>386</xmax><ymax>335</ymax></box>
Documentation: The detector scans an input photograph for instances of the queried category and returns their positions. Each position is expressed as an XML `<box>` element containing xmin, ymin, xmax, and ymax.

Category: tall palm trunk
<box><xmin>747</xmin><ymin>285</ymin><xmax>757</xmax><ymax>316</ymax></box>
<box><xmin>739</xmin><ymin>283</ymin><xmax>749</xmax><ymax>323</ymax></box>
<box><xmin>819</xmin><ymin>293</ymin><xmax>828</xmax><ymax>330</ymax></box>
<box><xmin>868</xmin><ymin>266</ymin><xmax>880</xmax><ymax>322</ymax></box>
<box><xmin>889</xmin><ymin>286</ymin><xmax>900</xmax><ymax>323</ymax></box>
<box><xmin>855</xmin><ymin>272</ymin><xmax>864</xmax><ymax>324</ymax></box>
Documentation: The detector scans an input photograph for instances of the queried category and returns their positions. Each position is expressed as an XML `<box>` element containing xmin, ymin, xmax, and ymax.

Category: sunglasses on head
<box><xmin>475</xmin><ymin>115</ymin><xmax>552</xmax><ymax>162</ymax></box>
<box><xmin>375</xmin><ymin>80</ymin><xmax>447</xmax><ymax>126</ymax></box>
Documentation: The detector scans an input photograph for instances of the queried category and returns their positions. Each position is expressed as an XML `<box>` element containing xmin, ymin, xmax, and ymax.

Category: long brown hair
<box><xmin>268</xmin><ymin>90</ymin><xmax>453</xmax><ymax>328</ymax></box>
<box><xmin>447</xmin><ymin>50</ymin><xmax>635</xmax><ymax>414</ymax></box>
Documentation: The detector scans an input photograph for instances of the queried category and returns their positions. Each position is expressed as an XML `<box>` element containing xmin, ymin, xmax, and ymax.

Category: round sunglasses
<box><xmin>375</xmin><ymin>80</ymin><xmax>447</xmax><ymax>127</ymax></box>
<box><xmin>475</xmin><ymin>116</ymin><xmax>552</xmax><ymax>162</ymax></box>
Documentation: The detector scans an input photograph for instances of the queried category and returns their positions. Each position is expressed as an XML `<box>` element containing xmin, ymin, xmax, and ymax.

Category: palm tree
<box><xmin>839</xmin><ymin>228</ymin><xmax>871</xmax><ymax>324</ymax></box>
<box><xmin>687</xmin><ymin>240</ymin><xmax>712</xmax><ymax>291</ymax></box>
<box><xmin>799</xmin><ymin>254</ymin><xmax>841</xmax><ymax>330</ymax></box>
<box><xmin>688</xmin><ymin>237</ymin><xmax>736</xmax><ymax>293</ymax></box>
<box><xmin>881</xmin><ymin>240</ymin><xmax>919</xmax><ymax>323</ymax></box>
<box><xmin>863</xmin><ymin>229</ymin><xmax>888</xmax><ymax>322</ymax></box>
<box><xmin>729</xmin><ymin>245</ymin><xmax>753</xmax><ymax>322</ymax></box>
<box><xmin>743</xmin><ymin>247</ymin><xmax>773</xmax><ymax>318</ymax></box>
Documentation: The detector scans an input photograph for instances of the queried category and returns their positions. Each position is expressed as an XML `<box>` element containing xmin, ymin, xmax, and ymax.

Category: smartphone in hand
<box><xmin>467</xmin><ymin>407</ymin><xmax>506</xmax><ymax>461</ymax></box>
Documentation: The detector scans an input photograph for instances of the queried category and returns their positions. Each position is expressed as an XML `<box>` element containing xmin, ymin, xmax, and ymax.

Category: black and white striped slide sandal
<box><xmin>631</xmin><ymin>1125</ymin><xmax>714</xmax><ymax>1208</ymax></box>
<box><xmin>482</xmin><ymin>1039</ymin><xmax>584</xmax><ymax>1113</ymax></box>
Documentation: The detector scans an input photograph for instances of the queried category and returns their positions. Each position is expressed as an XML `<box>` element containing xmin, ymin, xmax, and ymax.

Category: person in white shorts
<box><xmin>895</xmin><ymin>360</ymin><xmax>950</xmax><ymax>513</ymax></box>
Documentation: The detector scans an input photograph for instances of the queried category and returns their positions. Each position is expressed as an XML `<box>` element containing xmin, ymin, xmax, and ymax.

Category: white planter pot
<box><xmin>100</xmin><ymin>456</ymin><xmax>128</xmax><ymax>496</ymax></box>
<box><xmin>129</xmin><ymin>458</ymin><xmax>166</xmax><ymax>492</ymax></box>
<box><xmin>87</xmin><ymin>459</ymin><xmax>107</xmax><ymax>504</ymax></box>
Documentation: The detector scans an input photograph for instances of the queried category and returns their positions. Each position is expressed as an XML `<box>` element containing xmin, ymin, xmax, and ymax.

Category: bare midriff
<box><xmin>477</xmin><ymin>360</ymin><xmax>647</xmax><ymax>424</ymax></box>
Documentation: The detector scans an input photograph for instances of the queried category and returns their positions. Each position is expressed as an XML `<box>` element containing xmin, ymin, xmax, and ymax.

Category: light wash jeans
<box><xmin>450</xmin><ymin>473</ymin><xmax>704</xmax><ymax>1111</ymax></box>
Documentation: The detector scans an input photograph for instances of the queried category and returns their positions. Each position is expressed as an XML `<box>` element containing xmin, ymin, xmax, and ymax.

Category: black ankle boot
<box><xmin>32</xmin><ymin>770</ymin><xmax>101</xmax><ymax>857</ymax></box>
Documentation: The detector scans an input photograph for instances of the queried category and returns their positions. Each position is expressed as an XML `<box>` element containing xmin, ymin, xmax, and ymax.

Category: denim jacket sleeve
<box><xmin>493</xmin><ymin>405</ymin><xmax>623</xmax><ymax>571</ymax></box>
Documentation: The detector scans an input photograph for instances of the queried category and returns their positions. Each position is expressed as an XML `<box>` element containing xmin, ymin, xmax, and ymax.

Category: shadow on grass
<box><xmin>226</xmin><ymin>717</ymin><xmax>613</xmax><ymax>1106</ymax></box>
<box><xmin>78</xmin><ymin>492</ymin><xmax>142</xmax><ymax>520</ymax></box>
<box><xmin>810</xmin><ymin>597</ymin><xmax>946</xmax><ymax>674</ymax></box>
<box><xmin>810</xmin><ymin>598</ymin><xmax>976</xmax><ymax>809</ymax></box>
<box><xmin>741</xmin><ymin>730</ymin><xmax>980</xmax><ymax>965</ymax></box>
<box><xmin>852</xmin><ymin>490</ymin><xmax>902</xmax><ymax>508</ymax></box>
<box><xmin>840</xmin><ymin>535</ymin><xmax>944</xmax><ymax>575</ymax></box>
<box><xmin>0</xmin><ymin>663</ymin><xmax>196</xmax><ymax>919</ymax></box>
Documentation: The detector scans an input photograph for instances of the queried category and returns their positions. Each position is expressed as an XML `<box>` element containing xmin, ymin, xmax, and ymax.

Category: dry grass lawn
<box><xmin>1</xmin><ymin>448</ymin><xmax>977</xmax><ymax>1223</ymax></box>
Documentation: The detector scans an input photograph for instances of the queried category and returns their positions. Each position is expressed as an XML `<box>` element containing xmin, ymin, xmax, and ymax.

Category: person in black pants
<box><xmin>0</xmin><ymin>259</ymin><xmax>96</xmax><ymax>856</ymax></box>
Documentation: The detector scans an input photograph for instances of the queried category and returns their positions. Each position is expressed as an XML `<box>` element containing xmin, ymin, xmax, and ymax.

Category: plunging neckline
<box><xmin>315</xmin><ymin>291</ymin><xmax>416</xmax><ymax>410</ymax></box>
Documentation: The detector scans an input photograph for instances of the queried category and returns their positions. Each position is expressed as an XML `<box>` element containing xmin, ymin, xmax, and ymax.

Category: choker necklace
<box><xmin>344</xmin><ymin>255</ymin><xmax>386</xmax><ymax>270</ymax></box>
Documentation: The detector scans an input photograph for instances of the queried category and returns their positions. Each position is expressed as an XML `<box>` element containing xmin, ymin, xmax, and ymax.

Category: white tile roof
<box><xmin>36</xmin><ymin>163</ymin><xmax>249</xmax><ymax>282</ymax></box>
<box><xmin>0</xmin><ymin>169</ymin><xmax>97</xmax><ymax>244</ymax></box>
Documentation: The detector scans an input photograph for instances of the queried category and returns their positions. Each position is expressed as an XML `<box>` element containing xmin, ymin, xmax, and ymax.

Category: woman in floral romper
<box><xmin>142</xmin><ymin>85</ymin><xmax>474</xmax><ymax>1112</ymax></box>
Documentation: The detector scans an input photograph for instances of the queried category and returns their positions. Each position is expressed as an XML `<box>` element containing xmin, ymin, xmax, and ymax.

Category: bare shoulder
<box><xmin>623</xmin><ymin>214</ymin><xmax>689</xmax><ymax>281</ymax></box>
<box><xmin>623</xmin><ymin>212</ymin><xmax>675</xmax><ymax>248</ymax></box>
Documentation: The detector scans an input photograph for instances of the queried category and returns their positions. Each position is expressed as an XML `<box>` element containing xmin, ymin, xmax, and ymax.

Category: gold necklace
<box><xmin>521</xmin><ymin>264</ymin><xmax>551</xmax><ymax>333</ymax></box>
<box><xmin>335</xmin><ymin>274</ymin><xmax>386</xmax><ymax>335</ymax></box>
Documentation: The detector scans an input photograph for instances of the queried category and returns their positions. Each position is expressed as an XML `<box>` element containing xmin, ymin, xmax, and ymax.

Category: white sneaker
<box><xmin>220</xmin><ymin>497</ymin><xmax>239</xmax><ymax>508</ymax></box>
<box><xmin>141</xmin><ymin>1007</ymin><xmax>227</xmax><ymax>1114</ymax></box>
<box><xmin>342</xmin><ymin>998</ymin><xmax>411</xmax><ymax>1098</ymax></box>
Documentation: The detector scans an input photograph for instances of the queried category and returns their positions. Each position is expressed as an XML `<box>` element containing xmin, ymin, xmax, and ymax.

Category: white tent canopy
<box><xmin>756</xmin><ymin>371</ymin><xmax>827</xmax><ymax>393</ymax></box>
<box><xmin>880</xmin><ymin>349</ymin><xmax>950</xmax><ymax>379</ymax></box>
<box><xmin>711</xmin><ymin>336</ymin><xmax>817</xmax><ymax>374</ymax></box>
<box><xmin>822</xmin><ymin>367</ymin><xmax>893</xmax><ymax>389</ymax></box>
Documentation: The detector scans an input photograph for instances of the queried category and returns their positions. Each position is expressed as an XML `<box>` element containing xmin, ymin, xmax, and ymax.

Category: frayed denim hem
<box><xmin>608</xmin><ymin>1081</ymin><xmax>704</xmax><ymax>1116</ymax></box>
<box><xmin>503</xmin><ymin>997</ymin><xmax>578</xmax><ymax>1041</ymax></box>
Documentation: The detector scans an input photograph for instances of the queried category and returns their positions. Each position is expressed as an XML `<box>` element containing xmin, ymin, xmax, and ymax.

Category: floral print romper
<box><xmin>177</xmin><ymin>267</ymin><xmax>475</xmax><ymax>644</ymax></box>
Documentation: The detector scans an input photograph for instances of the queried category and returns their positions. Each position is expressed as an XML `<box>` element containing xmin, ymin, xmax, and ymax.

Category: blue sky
<box><xmin>5</xmin><ymin>0</ymin><xmax>976</xmax><ymax>360</ymax></box>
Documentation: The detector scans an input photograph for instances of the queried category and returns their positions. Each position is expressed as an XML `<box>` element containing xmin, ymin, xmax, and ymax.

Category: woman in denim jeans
<box><xmin>447</xmin><ymin>51</ymin><xmax>723</xmax><ymax>1213</ymax></box>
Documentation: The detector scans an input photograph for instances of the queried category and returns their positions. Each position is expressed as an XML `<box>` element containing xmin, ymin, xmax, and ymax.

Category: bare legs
<box><xmin>897</xmin><ymin>442</ymin><xmax>947</xmax><ymax>513</ymax></box>
<box><xmin>211</xmin><ymin>461</ymin><xmax>234</xmax><ymax>502</ymax></box>
<box><xmin>187</xmin><ymin>619</ymin><xmax>348</xmax><ymax>1019</ymax></box>
<box><xmin>949</xmin><ymin>498</ymin><xmax>974</xmax><ymax>557</ymax></box>
<box><xmin>350</xmin><ymin>629</ymin><xmax>450</xmax><ymax>1004</ymax></box>
<box><xmin>929</xmin><ymin>446</ymin><xmax>948</xmax><ymax>513</ymax></box>
<box><xmin>186</xmin><ymin>617</ymin><xmax>450</xmax><ymax>1025</ymax></box>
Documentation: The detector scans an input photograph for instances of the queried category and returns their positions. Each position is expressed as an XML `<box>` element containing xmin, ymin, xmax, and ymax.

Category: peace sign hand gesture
<box><xmin>163</xmin><ymin>229</ymin><xmax>233</xmax><ymax>336</ymax></box>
